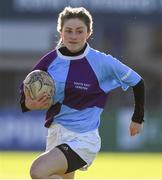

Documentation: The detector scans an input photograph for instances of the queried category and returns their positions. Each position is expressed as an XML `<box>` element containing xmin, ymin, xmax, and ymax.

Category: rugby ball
<box><xmin>23</xmin><ymin>70</ymin><xmax>55</xmax><ymax>102</ymax></box>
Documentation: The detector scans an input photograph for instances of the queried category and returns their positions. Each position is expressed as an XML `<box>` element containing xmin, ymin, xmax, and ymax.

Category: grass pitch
<box><xmin>0</xmin><ymin>151</ymin><xmax>162</xmax><ymax>179</ymax></box>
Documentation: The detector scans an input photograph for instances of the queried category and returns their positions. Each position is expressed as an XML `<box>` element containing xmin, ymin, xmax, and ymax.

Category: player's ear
<box><xmin>86</xmin><ymin>32</ymin><xmax>91</xmax><ymax>40</ymax></box>
<box><xmin>58</xmin><ymin>32</ymin><xmax>63</xmax><ymax>44</ymax></box>
<box><xmin>59</xmin><ymin>32</ymin><xmax>63</xmax><ymax>39</ymax></box>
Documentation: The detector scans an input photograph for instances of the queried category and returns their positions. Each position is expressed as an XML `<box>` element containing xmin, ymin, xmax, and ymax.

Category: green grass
<box><xmin>0</xmin><ymin>151</ymin><xmax>162</xmax><ymax>179</ymax></box>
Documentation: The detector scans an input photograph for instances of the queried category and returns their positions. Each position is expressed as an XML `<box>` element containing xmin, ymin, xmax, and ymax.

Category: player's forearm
<box><xmin>131</xmin><ymin>79</ymin><xmax>145</xmax><ymax>124</ymax></box>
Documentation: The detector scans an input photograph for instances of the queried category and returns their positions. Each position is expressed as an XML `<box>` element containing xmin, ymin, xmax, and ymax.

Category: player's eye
<box><xmin>77</xmin><ymin>31</ymin><xmax>83</xmax><ymax>34</ymax></box>
<box><xmin>65</xmin><ymin>30</ymin><xmax>73</xmax><ymax>33</ymax></box>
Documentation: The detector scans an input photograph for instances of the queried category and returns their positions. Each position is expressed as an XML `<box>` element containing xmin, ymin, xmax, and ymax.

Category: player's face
<box><xmin>60</xmin><ymin>18</ymin><xmax>90</xmax><ymax>53</ymax></box>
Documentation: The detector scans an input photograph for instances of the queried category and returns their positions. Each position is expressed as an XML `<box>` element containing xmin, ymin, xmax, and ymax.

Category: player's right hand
<box><xmin>24</xmin><ymin>88</ymin><xmax>52</xmax><ymax>110</ymax></box>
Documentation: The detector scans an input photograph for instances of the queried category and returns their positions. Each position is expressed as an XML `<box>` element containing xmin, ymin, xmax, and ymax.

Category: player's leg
<box><xmin>40</xmin><ymin>171</ymin><xmax>75</xmax><ymax>179</ymax></box>
<box><xmin>61</xmin><ymin>171</ymin><xmax>75</xmax><ymax>179</ymax></box>
<box><xmin>30</xmin><ymin>143</ymin><xmax>87</xmax><ymax>179</ymax></box>
<box><xmin>30</xmin><ymin>147</ymin><xmax>68</xmax><ymax>179</ymax></box>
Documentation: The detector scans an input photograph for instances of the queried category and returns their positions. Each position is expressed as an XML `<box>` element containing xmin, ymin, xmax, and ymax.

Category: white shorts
<box><xmin>46</xmin><ymin>123</ymin><xmax>101</xmax><ymax>169</ymax></box>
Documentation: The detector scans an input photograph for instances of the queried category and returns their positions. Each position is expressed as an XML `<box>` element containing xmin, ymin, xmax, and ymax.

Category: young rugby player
<box><xmin>20</xmin><ymin>6</ymin><xmax>145</xmax><ymax>179</ymax></box>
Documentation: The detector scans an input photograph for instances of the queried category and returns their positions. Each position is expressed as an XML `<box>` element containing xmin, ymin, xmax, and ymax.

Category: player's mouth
<box><xmin>69</xmin><ymin>41</ymin><xmax>78</xmax><ymax>44</ymax></box>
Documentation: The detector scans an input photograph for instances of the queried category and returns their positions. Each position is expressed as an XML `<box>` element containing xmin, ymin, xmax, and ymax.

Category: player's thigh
<box><xmin>30</xmin><ymin>147</ymin><xmax>68</xmax><ymax>177</ymax></box>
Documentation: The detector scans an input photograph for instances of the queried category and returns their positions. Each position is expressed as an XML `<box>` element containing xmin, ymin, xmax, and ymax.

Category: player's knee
<box><xmin>30</xmin><ymin>169</ymin><xmax>39</xmax><ymax>179</ymax></box>
<box><xmin>30</xmin><ymin>167</ymin><xmax>62</xmax><ymax>179</ymax></box>
<box><xmin>30</xmin><ymin>165</ymin><xmax>43</xmax><ymax>179</ymax></box>
<box><xmin>30</xmin><ymin>163</ymin><xmax>62</xmax><ymax>179</ymax></box>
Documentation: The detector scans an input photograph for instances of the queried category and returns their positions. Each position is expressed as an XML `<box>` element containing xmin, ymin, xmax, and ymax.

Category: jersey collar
<box><xmin>56</xmin><ymin>43</ymin><xmax>90</xmax><ymax>60</ymax></box>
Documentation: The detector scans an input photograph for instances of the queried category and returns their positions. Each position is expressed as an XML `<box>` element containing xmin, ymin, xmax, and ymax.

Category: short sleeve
<box><xmin>101</xmin><ymin>54</ymin><xmax>141</xmax><ymax>91</ymax></box>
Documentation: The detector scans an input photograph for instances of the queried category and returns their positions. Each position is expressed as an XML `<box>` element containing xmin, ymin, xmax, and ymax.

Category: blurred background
<box><xmin>0</xmin><ymin>0</ymin><xmax>162</xmax><ymax>155</ymax></box>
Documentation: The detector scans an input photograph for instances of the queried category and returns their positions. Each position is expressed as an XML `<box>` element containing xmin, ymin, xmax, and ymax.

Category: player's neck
<box><xmin>58</xmin><ymin>43</ymin><xmax>87</xmax><ymax>57</ymax></box>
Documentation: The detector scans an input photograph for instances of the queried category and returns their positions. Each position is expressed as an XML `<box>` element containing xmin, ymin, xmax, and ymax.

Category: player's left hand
<box><xmin>129</xmin><ymin>121</ymin><xmax>143</xmax><ymax>136</ymax></box>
